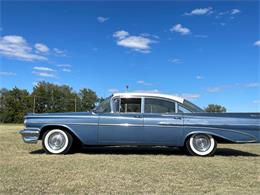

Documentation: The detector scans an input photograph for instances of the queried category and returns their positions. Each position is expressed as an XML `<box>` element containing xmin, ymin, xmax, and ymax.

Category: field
<box><xmin>0</xmin><ymin>124</ymin><xmax>259</xmax><ymax>194</ymax></box>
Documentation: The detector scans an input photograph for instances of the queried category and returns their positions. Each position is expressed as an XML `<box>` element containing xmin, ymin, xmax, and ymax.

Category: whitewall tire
<box><xmin>186</xmin><ymin>134</ymin><xmax>217</xmax><ymax>156</ymax></box>
<box><xmin>42</xmin><ymin>129</ymin><xmax>73</xmax><ymax>154</ymax></box>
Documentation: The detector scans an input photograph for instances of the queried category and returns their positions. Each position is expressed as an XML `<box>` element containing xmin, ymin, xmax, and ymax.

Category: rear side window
<box><xmin>145</xmin><ymin>98</ymin><xmax>176</xmax><ymax>113</ymax></box>
<box><xmin>178</xmin><ymin>104</ymin><xmax>192</xmax><ymax>113</ymax></box>
<box><xmin>120</xmin><ymin>98</ymin><xmax>141</xmax><ymax>113</ymax></box>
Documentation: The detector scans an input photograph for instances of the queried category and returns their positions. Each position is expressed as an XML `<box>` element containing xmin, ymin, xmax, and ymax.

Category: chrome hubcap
<box><xmin>192</xmin><ymin>134</ymin><xmax>211</xmax><ymax>152</ymax></box>
<box><xmin>48</xmin><ymin>132</ymin><xmax>66</xmax><ymax>150</ymax></box>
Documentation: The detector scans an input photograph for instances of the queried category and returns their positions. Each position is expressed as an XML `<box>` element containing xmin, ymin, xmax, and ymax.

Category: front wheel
<box><xmin>42</xmin><ymin>129</ymin><xmax>73</xmax><ymax>154</ymax></box>
<box><xmin>186</xmin><ymin>134</ymin><xmax>217</xmax><ymax>156</ymax></box>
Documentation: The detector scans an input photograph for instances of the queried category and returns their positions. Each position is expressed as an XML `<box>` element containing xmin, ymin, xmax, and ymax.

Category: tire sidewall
<box><xmin>186</xmin><ymin>134</ymin><xmax>217</xmax><ymax>156</ymax></box>
<box><xmin>42</xmin><ymin>129</ymin><xmax>73</xmax><ymax>154</ymax></box>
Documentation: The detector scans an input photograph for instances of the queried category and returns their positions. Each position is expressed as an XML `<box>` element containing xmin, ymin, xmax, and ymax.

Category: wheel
<box><xmin>186</xmin><ymin>134</ymin><xmax>217</xmax><ymax>156</ymax></box>
<box><xmin>42</xmin><ymin>129</ymin><xmax>73</xmax><ymax>154</ymax></box>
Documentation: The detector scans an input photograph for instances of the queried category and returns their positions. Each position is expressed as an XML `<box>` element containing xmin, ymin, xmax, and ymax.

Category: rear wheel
<box><xmin>186</xmin><ymin>134</ymin><xmax>217</xmax><ymax>156</ymax></box>
<box><xmin>42</xmin><ymin>129</ymin><xmax>73</xmax><ymax>154</ymax></box>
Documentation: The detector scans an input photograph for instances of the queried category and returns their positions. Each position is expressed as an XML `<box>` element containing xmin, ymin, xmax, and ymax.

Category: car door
<box><xmin>143</xmin><ymin>98</ymin><xmax>184</xmax><ymax>146</ymax></box>
<box><xmin>98</xmin><ymin>97</ymin><xmax>144</xmax><ymax>144</ymax></box>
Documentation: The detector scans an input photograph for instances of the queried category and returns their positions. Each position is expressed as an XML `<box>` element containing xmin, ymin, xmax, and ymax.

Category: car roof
<box><xmin>113</xmin><ymin>92</ymin><xmax>184</xmax><ymax>103</ymax></box>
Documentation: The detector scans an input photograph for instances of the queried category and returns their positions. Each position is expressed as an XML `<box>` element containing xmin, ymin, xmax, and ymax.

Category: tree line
<box><xmin>0</xmin><ymin>81</ymin><xmax>226</xmax><ymax>123</ymax></box>
<box><xmin>0</xmin><ymin>82</ymin><xmax>101</xmax><ymax>123</ymax></box>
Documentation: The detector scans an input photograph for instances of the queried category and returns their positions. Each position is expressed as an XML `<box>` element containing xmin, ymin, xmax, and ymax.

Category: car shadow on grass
<box><xmin>31</xmin><ymin>146</ymin><xmax>259</xmax><ymax>156</ymax></box>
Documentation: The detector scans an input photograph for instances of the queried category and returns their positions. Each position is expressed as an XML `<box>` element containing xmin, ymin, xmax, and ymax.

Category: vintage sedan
<box><xmin>20</xmin><ymin>92</ymin><xmax>260</xmax><ymax>156</ymax></box>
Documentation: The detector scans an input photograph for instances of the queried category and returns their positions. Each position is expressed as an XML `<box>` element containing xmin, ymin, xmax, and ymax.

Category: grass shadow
<box><xmin>30</xmin><ymin>149</ymin><xmax>45</xmax><ymax>154</ymax></box>
<box><xmin>79</xmin><ymin>146</ymin><xmax>183</xmax><ymax>156</ymax></box>
<box><xmin>29</xmin><ymin>146</ymin><xmax>259</xmax><ymax>157</ymax></box>
<box><xmin>78</xmin><ymin>146</ymin><xmax>259</xmax><ymax>157</ymax></box>
<box><xmin>215</xmin><ymin>148</ymin><xmax>259</xmax><ymax>157</ymax></box>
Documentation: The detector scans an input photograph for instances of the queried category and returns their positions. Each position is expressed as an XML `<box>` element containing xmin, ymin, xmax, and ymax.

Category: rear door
<box><xmin>143</xmin><ymin>98</ymin><xmax>184</xmax><ymax>146</ymax></box>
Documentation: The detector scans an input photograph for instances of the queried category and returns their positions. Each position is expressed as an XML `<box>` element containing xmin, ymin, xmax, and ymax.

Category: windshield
<box><xmin>182</xmin><ymin>100</ymin><xmax>205</xmax><ymax>113</ymax></box>
<box><xmin>94</xmin><ymin>96</ymin><xmax>111</xmax><ymax>113</ymax></box>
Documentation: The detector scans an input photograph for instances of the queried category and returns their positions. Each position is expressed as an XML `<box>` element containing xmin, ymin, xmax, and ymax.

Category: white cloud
<box><xmin>134</xmin><ymin>89</ymin><xmax>160</xmax><ymax>93</ymax></box>
<box><xmin>62</xmin><ymin>68</ymin><xmax>71</xmax><ymax>72</ymax></box>
<box><xmin>254</xmin><ymin>40</ymin><xmax>260</xmax><ymax>46</ymax></box>
<box><xmin>34</xmin><ymin>43</ymin><xmax>49</xmax><ymax>53</ymax></box>
<box><xmin>117</xmin><ymin>36</ymin><xmax>152</xmax><ymax>50</ymax></box>
<box><xmin>108</xmin><ymin>88</ymin><xmax>119</xmax><ymax>93</ymax></box>
<box><xmin>137</xmin><ymin>80</ymin><xmax>153</xmax><ymax>86</ymax></box>
<box><xmin>230</xmin><ymin>9</ymin><xmax>240</xmax><ymax>15</ymax></box>
<box><xmin>57</xmin><ymin>64</ymin><xmax>71</xmax><ymax>68</ymax></box>
<box><xmin>33</xmin><ymin>66</ymin><xmax>55</xmax><ymax>72</ymax></box>
<box><xmin>113</xmin><ymin>31</ymin><xmax>129</xmax><ymax>40</ymax></box>
<box><xmin>97</xmin><ymin>16</ymin><xmax>109</xmax><ymax>23</ymax></box>
<box><xmin>196</xmin><ymin>75</ymin><xmax>204</xmax><ymax>80</ymax></box>
<box><xmin>0</xmin><ymin>35</ymin><xmax>47</xmax><ymax>61</ymax></box>
<box><xmin>137</xmin><ymin>80</ymin><xmax>145</xmax><ymax>84</ymax></box>
<box><xmin>184</xmin><ymin>7</ymin><xmax>213</xmax><ymax>16</ymax></box>
<box><xmin>140</xmin><ymin>33</ymin><xmax>159</xmax><ymax>39</ymax></box>
<box><xmin>216</xmin><ymin>9</ymin><xmax>241</xmax><ymax>19</ymax></box>
<box><xmin>207</xmin><ymin>82</ymin><xmax>260</xmax><ymax>93</ymax></box>
<box><xmin>181</xmin><ymin>93</ymin><xmax>201</xmax><ymax>100</ymax></box>
<box><xmin>32</xmin><ymin>71</ymin><xmax>56</xmax><ymax>78</ymax></box>
<box><xmin>169</xmin><ymin>58</ymin><xmax>183</xmax><ymax>64</ymax></box>
<box><xmin>243</xmin><ymin>82</ymin><xmax>260</xmax><ymax>88</ymax></box>
<box><xmin>53</xmin><ymin>48</ymin><xmax>66</xmax><ymax>56</ymax></box>
<box><xmin>0</xmin><ymin>71</ymin><xmax>16</xmax><ymax>76</ymax></box>
<box><xmin>170</xmin><ymin>24</ymin><xmax>191</xmax><ymax>35</ymax></box>
<box><xmin>113</xmin><ymin>30</ymin><xmax>157</xmax><ymax>53</ymax></box>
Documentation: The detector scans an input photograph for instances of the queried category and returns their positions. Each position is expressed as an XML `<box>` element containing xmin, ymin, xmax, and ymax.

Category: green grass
<box><xmin>0</xmin><ymin>124</ymin><xmax>259</xmax><ymax>194</ymax></box>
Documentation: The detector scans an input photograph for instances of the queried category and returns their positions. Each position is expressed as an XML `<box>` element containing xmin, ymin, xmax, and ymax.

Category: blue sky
<box><xmin>0</xmin><ymin>0</ymin><xmax>259</xmax><ymax>111</ymax></box>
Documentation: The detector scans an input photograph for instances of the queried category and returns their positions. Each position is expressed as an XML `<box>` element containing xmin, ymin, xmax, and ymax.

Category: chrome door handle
<box><xmin>134</xmin><ymin>115</ymin><xmax>142</xmax><ymax>118</ymax></box>
<box><xmin>173</xmin><ymin>116</ymin><xmax>182</xmax><ymax>120</ymax></box>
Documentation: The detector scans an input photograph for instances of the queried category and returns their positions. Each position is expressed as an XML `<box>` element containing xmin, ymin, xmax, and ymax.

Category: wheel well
<box><xmin>39</xmin><ymin>125</ymin><xmax>82</xmax><ymax>144</ymax></box>
<box><xmin>184</xmin><ymin>133</ymin><xmax>233</xmax><ymax>144</ymax></box>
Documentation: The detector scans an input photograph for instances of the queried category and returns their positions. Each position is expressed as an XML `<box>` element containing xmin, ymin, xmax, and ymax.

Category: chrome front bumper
<box><xmin>19</xmin><ymin>128</ymin><xmax>40</xmax><ymax>144</ymax></box>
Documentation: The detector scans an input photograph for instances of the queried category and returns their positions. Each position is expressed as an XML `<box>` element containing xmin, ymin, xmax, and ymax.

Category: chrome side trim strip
<box><xmin>100</xmin><ymin>123</ymin><xmax>143</xmax><ymax>127</ymax></box>
<box><xmin>184</xmin><ymin>126</ymin><xmax>257</xmax><ymax>141</ymax></box>
<box><xmin>26</xmin><ymin>115</ymin><xmax>98</xmax><ymax>118</ymax></box>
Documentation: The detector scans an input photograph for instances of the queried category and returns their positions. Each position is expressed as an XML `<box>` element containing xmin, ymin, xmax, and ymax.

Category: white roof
<box><xmin>113</xmin><ymin>92</ymin><xmax>184</xmax><ymax>103</ymax></box>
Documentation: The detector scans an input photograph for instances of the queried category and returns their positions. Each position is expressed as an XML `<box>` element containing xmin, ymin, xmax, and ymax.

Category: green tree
<box><xmin>78</xmin><ymin>88</ymin><xmax>98</xmax><ymax>111</ymax></box>
<box><xmin>205</xmin><ymin>104</ymin><xmax>227</xmax><ymax>113</ymax></box>
<box><xmin>32</xmin><ymin>81</ymin><xmax>77</xmax><ymax>113</ymax></box>
<box><xmin>0</xmin><ymin>87</ymin><xmax>32</xmax><ymax>123</ymax></box>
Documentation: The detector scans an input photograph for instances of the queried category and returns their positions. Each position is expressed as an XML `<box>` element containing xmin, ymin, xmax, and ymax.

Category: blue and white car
<box><xmin>20</xmin><ymin>92</ymin><xmax>260</xmax><ymax>156</ymax></box>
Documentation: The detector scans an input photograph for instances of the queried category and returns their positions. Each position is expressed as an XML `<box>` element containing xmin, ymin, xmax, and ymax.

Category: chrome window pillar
<box><xmin>141</xmin><ymin>97</ymin><xmax>145</xmax><ymax>114</ymax></box>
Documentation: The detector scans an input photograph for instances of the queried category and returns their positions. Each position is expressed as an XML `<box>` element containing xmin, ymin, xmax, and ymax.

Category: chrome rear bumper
<box><xmin>19</xmin><ymin>128</ymin><xmax>40</xmax><ymax>144</ymax></box>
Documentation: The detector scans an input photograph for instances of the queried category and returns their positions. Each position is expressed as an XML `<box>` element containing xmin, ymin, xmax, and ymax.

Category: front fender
<box><xmin>39</xmin><ymin>124</ymin><xmax>85</xmax><ymax>144</ymax></box>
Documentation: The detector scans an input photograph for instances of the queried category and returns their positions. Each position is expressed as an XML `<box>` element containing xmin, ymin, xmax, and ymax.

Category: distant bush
<box><xmin>204</xmin><ymin>104</ymin><xmax>227</xmax><ymax>113</ymax></box>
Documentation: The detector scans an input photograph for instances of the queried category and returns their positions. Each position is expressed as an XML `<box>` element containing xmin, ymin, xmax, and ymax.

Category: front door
<box><xmin>98</xmin><ymin>98</ymin><xmax>144</xmax><ymax>144</ymax></box>
<box><xmin>143</xmin><ymin>98</ymin><xmax>184</xmax><ymax>146</ymax></box>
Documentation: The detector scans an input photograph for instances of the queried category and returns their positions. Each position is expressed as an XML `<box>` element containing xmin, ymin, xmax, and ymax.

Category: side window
<box><xmin>120</xmin><ymin>98</ymin><xmax>141</xmax><ymax>113</ymax></box>
<box><xmin>178</xmin><ymin>104</ymin><xmax>192</xmax><ymax>113</ymax></box>
<box><xmin>145</xmin><ymin>98</ymin><xmax>176</xmax><ymax>113</ymax></box>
